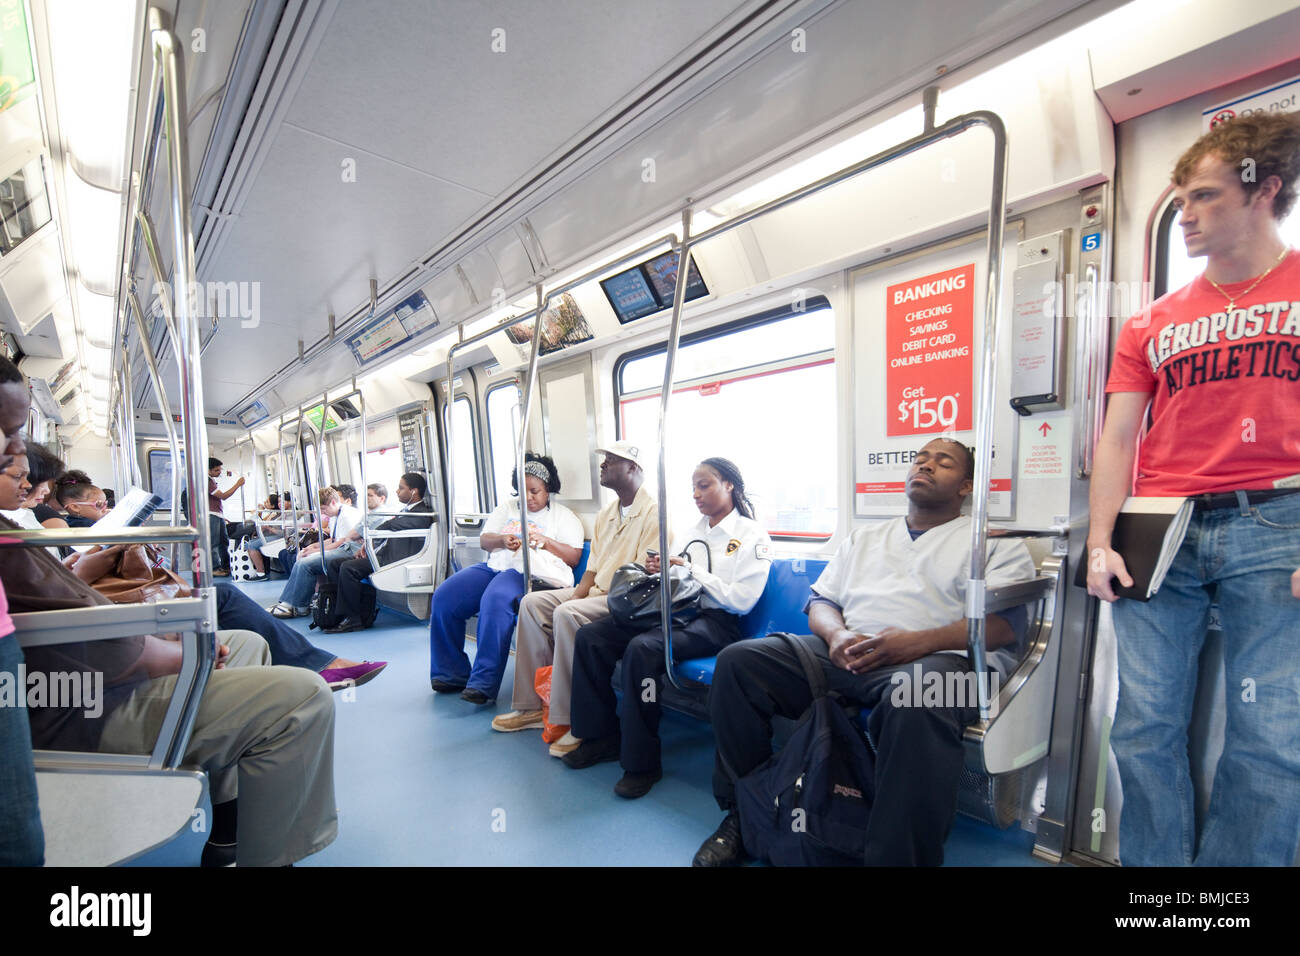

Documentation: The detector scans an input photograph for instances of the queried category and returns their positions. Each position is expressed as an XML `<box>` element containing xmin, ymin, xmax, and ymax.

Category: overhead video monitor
<box><xmin>600</xmin><ymin>267</ymin><xmax>661</xmax><ymax>324</ymax></box>
<box><xmin>643</xmin><ymin>251</ymin><xmax>708</xmax><ymax>307</ymax></box>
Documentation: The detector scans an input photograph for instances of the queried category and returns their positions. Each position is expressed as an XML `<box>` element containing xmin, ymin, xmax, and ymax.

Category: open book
<box><xmin>71</xmin><ymin>487</ymin><xmax>165</xmax><ymax>553</ymax></box>
<box><xmin>1075</xmin><ymin>497</ymin><xmax>1194</xmax><ymax>601</ymax></box>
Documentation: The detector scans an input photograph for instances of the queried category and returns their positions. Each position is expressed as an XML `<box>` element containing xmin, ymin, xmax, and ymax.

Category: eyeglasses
<box><xmin>70</xmin><ymin>499</ymin><xmax>109</xmax><ymax>511</ymax></box>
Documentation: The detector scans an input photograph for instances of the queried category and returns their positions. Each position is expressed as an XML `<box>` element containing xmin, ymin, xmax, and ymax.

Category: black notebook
<box><xmin>1075</xmin><ymin>497</ymin><xmax>1193</xmax><ymax>601</ymax></box>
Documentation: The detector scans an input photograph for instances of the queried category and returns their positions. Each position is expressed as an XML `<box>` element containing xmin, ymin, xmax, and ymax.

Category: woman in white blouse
<box><xmin>562</xmin><ymin>457</ymin><xmax>773</xmax><ymax>799</ymax></box>
<box><xmin>430</xmin><ymin>452</ymin><xmax>584</xmax><ymax>705</ymax></box>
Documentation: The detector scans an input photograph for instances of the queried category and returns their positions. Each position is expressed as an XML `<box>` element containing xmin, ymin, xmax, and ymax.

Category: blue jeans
<box><xmin>278</xmin><ymin>549</ymin><xmax>350</xmax><ymax>611</ymax></box>
<box><xmin>0</xmin><ymin>635</ymin><xmax>45</xmax><ymax>865</ymax></box>
<box><xmin>428</xmin><ymin>564</ymin><xmax>524</xmax><ymax>697</ymax></box>
<box><xmin>1111</xmin><ymin>491</ymin><xmax>1300</xmax><ymax>866</ymax></box>
<box><xmin>214</xmin><ymin>582</ymin><xmax>334</xmax><ymax>672</ymax></box>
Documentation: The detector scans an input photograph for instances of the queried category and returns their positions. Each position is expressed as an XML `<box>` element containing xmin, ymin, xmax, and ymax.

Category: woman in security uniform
<box><xmin>563</xmin><ymin>457</ymin><xmax>773</xmax><ymax>798</ymax></box>
<box><xmin>429</xmin><ymin>452</ymin><xmax>584</xmax><ymax>705</ymax></box>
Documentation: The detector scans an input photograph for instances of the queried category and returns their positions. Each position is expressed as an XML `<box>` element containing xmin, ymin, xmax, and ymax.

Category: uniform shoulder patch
<box><xmin>726</xmin><ymin>538</ymin><xmax>741</xmax><ymax>555</ymax></box>
<box><xmin>755</xmin><ymin>543</ymin><xmax>772</xmax><ymax>561</ymax></box>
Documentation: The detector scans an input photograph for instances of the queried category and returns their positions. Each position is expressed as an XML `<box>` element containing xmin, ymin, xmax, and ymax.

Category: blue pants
<box><xmin>278</xmin><ymin>549</ymin><xmax>350</xmax><ymax>611</ymax></box>
<box><xmin>1111</xmin><ymin>491</ymin><xmax>1300</xmax><ymax>866</ymax></box>
<box><xmin>215</xmin><ymin>582</ymin><xmax>334</xmax><ymax>672</ymax></box>
<box><xmin>428</xmin><ymin>564</ymin><xmax>524</xmax><ymax>697</ymax></box>
<box><xmin>0</xmin><ymin>635</ymin><xmax>44</xmax><ymax>865</ymax></box>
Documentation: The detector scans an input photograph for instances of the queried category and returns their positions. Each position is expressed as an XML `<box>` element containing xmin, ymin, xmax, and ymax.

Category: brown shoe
<box><xmin>491</xmin><ymin>710</ymin><xmax>545</xmax><ymax>732</ymax></box>
<box><xmin>548</xmin><ymin>731</ymin><xmax>582</xmax><ymax>757</ymax></box>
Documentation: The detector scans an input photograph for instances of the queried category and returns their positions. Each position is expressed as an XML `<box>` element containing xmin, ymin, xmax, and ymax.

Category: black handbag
<box><xmin>606</xmin><ymin>539</ymin><xmax>710</xmax><ymax>631</ymax></box>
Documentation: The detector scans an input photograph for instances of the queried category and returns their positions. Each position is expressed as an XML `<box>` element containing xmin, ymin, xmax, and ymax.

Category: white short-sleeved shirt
<box><xmin>810</xmin><ymin>515</ymin><xmax>1035</xmax><ymax>677</ymax></box>
<box><xmin>331</xmin><ymin>504</ymin><xmax>363</xmax><ymax>542</ymax></box>
<box><xmin>671</xmin><ymin>509</ymin><xmax>773</xmax><ymax>616</ymax></box>
<box><xmin>483</xmin><ymin>499</ymin><xmax>585</xmax><ymax>588</ymax></box>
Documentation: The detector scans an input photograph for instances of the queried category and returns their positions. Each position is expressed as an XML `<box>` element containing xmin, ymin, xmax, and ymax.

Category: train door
<box><xmin>442</xmin><ymin>368</ymin><xmax>492</xmax><ymax>570</ymax></box>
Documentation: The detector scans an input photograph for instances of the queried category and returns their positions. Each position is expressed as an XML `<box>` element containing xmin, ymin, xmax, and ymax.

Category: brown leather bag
<box><xmin>94</xmin><ymin>544</ymin><xmax>192</xmax><ymax>604</ymax></box>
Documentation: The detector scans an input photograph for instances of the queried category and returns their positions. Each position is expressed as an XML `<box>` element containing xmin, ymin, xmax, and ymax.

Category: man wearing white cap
<box><xmin>492</xmin><ymin>440</ymin><xmax>659</xmax><ymax>755</ymax></box>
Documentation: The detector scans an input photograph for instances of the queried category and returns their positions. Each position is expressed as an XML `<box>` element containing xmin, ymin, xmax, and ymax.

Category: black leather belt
<box><xmin>1192</xmin><ymin>488</ymin><xmax>1300</xmax><ymax>510</ymax></box>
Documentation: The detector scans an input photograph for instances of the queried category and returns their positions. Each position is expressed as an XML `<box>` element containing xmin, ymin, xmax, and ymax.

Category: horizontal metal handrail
<box><xmin>983</xmin><ymin>576</ymin><xmax>1054</xmax><ymax>614</ymax></box>
<box><xmin>0</xmin><ymin>526</ymin><xmax>201</xmax><ymax>547</ymax></box>
<box><xmin>12</xmin><ymin>595</ymin><xmax>217</xmax><ymax>647</ymax></box>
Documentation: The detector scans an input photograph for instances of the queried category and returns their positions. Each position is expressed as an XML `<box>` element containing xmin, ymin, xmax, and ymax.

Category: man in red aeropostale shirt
<box><xmin>1087</xmin><ymin>113</ymin><xmax>1300</xmax><ymax>866</ymax></box>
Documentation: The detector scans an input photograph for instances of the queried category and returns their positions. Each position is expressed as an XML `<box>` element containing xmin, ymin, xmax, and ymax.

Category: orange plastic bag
<box><xmin>534</xmin><ymin>665</ymin><xmax>569</xmax><ymax>744</ymax></box>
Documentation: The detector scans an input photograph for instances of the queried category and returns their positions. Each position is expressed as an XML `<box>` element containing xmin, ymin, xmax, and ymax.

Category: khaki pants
<box><xmin>511</xmin><ymin>589</ymin><xmax>610</xmax><ymax>726</ymax></box>
<box><xmin>100</xmin><ymin>630</ymin><xmax>337</xmax><ymax>867</ymax></box>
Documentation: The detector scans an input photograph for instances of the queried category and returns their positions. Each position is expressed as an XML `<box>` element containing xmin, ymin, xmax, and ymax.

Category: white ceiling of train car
<box><xmin>190</xmin><ymin>0</ymin><xmax>753</xmax><ymax>413</ymax></box>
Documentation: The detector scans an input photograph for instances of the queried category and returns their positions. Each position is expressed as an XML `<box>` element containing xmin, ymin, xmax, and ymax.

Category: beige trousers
<box><xmin>100</xmin><ymin>630</ymin><xmax>337</xmax><ymax>867</ymax></box>
<box><xmin>511</xmin><ymin>589</ymin><xmax>610</xmax><ymax>725</ymax></box>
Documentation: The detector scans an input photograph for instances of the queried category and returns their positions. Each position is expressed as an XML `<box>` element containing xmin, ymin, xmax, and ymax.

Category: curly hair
<box><xmin>1173</xmin><ymin>112</ymin><xmax>1300</xmax><ymax>219</ymax></box>
<box><xmin>54</xmin><ymin>469</ymin><xmax>97</xmax><ymax>506</ymax></box>
<box><xmin>512</xmin><ymin>451</ymin><xmax>562</xmax><ymax>495</ymax></box>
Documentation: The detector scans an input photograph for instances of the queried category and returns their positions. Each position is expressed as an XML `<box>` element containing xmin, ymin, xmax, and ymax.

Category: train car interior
<box><xmin>2</xmin><ymin>0</ymin><xmax>1299</xmax><ymax>869</ymax></box>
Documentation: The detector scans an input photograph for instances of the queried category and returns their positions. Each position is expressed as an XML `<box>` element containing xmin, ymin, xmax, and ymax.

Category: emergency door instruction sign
<box><xmin>885</xmin><ymin>264</ymin><xmax>974</xmax><ymax>436</ymax></box>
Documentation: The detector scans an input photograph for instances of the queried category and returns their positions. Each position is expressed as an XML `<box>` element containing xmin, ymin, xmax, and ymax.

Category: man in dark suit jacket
<box><xmin>322</xmin><ymin>472</ymin><xmax>434</xmax><ymax>633</ymax></box>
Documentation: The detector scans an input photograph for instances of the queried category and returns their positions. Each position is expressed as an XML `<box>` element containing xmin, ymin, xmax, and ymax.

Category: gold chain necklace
<box><xmin>1204</xmin><ymin>247</ymin><xmax>1289</xmax><ymax>311</ymax></box>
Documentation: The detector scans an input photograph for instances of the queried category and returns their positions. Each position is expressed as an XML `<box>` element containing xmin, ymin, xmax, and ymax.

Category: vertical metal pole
<box><xmin>151</xmin><ymin>9</ymin><xmax>215</xmax><ymax>766</ymax></box>
<box><xmin>130</xmin><ymin>290</ymin><xmax>184</xmax><ymax>569</ymax></box>
<box><xmin>358</xmin><ymin>389</ymin><xmax>369</xmax><ymax>561</ymax></box>
<box><xmin>444</xmin><ymin>339</ymin><xmax>458</xmax><ymax>562</ymax></box>
<box><xmin>966</xmin><ymin>113</ymin><xmax>1010</xmax><ymax>720</ymax></box>
<box><xmin>659</xmin><ymin>212</ymin><xmax>692</xmax><ymax>690</ymax></box>
<box><xmin>317</xmin><ymin>390</ymin><xmax>329</xmax><ymax>497</ymax></box>
<box><xmin>294</xmin><ymin>409</ymin><xmax>312</xmax><ymax>536</ymax></box>
<box><xmin>515</xmin><ymin>284</ymin><xmax>546</xmax><ymax>594</ymax></box>
<box><xmin>119</xmin><ymin>349</ymin><xmax>143</xmax><ymax>488</ymax></box>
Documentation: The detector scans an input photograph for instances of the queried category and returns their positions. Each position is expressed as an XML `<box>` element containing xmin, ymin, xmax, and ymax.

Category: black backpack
<box><xmin>735</xmin><ymin>633</ymin><xmax>876</xmax><ymax>866</ymax></box>
<box><xmin>309</xmin><ymin>577</ymin><xmax>343</xmax><ymax>631</ymax></box>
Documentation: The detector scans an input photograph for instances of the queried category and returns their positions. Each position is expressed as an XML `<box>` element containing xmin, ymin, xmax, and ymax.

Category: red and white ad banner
<box><xmin>885</xmin><ymin>264</ymin><xmax>974</xmax><ymax>437</ymax></box>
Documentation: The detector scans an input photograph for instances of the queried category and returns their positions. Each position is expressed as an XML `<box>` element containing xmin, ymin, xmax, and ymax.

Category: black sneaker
<box><xmin>560</xmin><ymin>735</ymin><xmax>620</xmax><ymax>769</ymax></box>
<box><xmin>614</xmin><ymin>768</ymin><xmax>662</xmax><ymax>799</ymax></box>
<box><xmin>430</xmin><ymin>678</ymin><xmax>467</xmax><ymax>694</ymax></box>
<box><xmin>460</xmin><ymin>688</ymin><xmax>493</xmax><ymax>705</ymax></box>
<box><xmin>201</xmin><ymin>840</ymin><xmax>236</xmax><ymax>868</ymax></box>
<box><xmin>692</xmin><ymin>812</ymin><xmax>745</xmax><ymax>867</ymax></box>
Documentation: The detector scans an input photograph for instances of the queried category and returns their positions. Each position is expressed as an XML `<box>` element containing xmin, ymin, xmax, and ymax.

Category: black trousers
<box><xmin>709</xmin><ymin>634</ymin><xmax>978</xmax><ymax>866</ymax></box>
<box><xmin>329</xmin><ymin>555</ymin><xmax>375</xmax><ymax>620</ymax></box>
<box><xmin>570</xmin><ymin>610</ymin><xmax>740</xmax><ymax>774</ymax></box>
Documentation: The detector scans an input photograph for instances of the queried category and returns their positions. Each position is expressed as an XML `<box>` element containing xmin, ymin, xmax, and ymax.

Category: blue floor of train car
<box><xmin>127</xmin><ymin>577</ymin><xmax>1048</xmax><ymax>867</ymax></box>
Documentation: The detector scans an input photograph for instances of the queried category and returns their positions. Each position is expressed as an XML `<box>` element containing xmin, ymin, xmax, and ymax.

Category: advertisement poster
<box><xmin>852</xmin><ymin>237</ymin><xmax>1017</xmax><ymax>518</ymax></box>
<box><xmin>885</xmin><ymin>264</ymin><xmax>974</xmax><ymax>437</ymax></box>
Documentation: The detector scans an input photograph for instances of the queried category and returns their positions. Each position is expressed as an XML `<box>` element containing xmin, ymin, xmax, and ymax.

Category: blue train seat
<box><xmin>670</xmin><ymin>557</ymin><xmax>829</xmax><ymax>686</ymax></box>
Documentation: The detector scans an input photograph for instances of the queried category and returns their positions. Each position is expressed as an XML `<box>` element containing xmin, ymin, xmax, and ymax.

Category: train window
<box><xmin>616</xmin><ymin>305</ymin><xmax>837</xmax><ymax>538</ymax></box>
<box><xmin>446</xmin><ymin>396</ymin><xmax>482</xmax><ymax>514</ymax></box>
<box><xmin>485</xmin><ymin>383</ymin><xmax>520</xmax><ymax>504</ymax></box>
<box><xmin>1156</xmin><ymin>198</ymin><xmax>1300</xmax><ymax>298</ymax></box>
<box><xmin>0</xmin><ymin>155</ymin><xmax>53</xmax><ymax>254</ymax></box>
<box><xmin>147</xmin><ymin>448</ymin><xmax>181</xmax><ymax>509</ymax></box>
<box><xmin>362</xmin><ymin>447</ymin><xmax>404</xmax><ymax>509</ymax></box>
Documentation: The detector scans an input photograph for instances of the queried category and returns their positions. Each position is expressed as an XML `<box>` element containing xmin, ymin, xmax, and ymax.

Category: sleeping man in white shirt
<box><xmin>693</xmin><ymin>437</ymin><xmax>1035</xmax><ymax>866</ymax></box>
